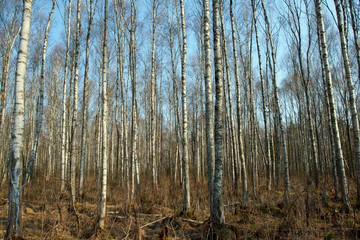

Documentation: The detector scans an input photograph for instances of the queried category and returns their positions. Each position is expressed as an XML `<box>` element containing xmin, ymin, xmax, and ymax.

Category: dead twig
<box><xmin>180</xmin><ymin>218</ymin><xmax>203</xmax><ymax>224</ymax></box>
<box><xmin>140</xmin><ymin>216</ymin><xmax>167</xmax><ymax>229</ymax></box>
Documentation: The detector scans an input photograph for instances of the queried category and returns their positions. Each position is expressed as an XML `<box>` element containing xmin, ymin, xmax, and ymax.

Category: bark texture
<box><xmin>5</xmin><ymin>0</ymin><xmax>32</xmax><ymax>238</ymax></box>
<box><xmin>314</xmin><ymin>0</ymin><xmax>350</xmax><ymax>211</ymax></box>
<box><xmin>212</xmin><ymin>0</ymin><xmax>225</xmax><ymax>224</ymax></box>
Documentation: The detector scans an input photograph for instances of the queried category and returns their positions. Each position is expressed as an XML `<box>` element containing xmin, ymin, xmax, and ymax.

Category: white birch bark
<box><xmin>219</xmin><ymin>2</ymin><xmax>238</xmax><ymax>194</ymax></box>
<box><xmin>150</xmin><ymin>0</ymin><xmax>158</xmax><ymax>188</ymax></box>
<box><xmin>349</xmin><ymin>0</ymin><xmax>360</xmax><ymax>85</ymax></box>
<box><xmin>22</xmin><ymin>0</ymin><xmax>56</xmax><ymax>193</ymax></box>
<box><xmin>79</xmin><ymin>0</ymin><xmax>95</xmax><ymax>199</ymax></box>
<box><xmin>203</xmin><ymin>0</ymin><xmax>215</xmax><ymax>214</ymax></box>
<box><xmin>247</xmin><ymin>19</ymin><xmax>258</xmax><ymax>192</ymax></box>
<box><xmin>179</xmin><ymin>0</ymin><xmax>190</xmax><ymax>214</ymax></box>
<box><xmin>334</xmin><ymin>0</ymin><xmax>357</xmax><ymax>210</ymax></box>
<box><xmin>230</xmin><ymin>0</ymin><xmax>247</xmax><ymax>206</ymax></box>
<box><xmin>5</xmin><ymin>0</ymin><xmax>32</xmax><ymax>238</ymax></box>
<box><xmin>114</xmin><ymin>0</ymin><xmax>126</xmax><ymax>185</ymax></box>
<box><xmin>314</xmin><ymin>0</ymin><xmax>350</xmax><ymax>211</ymax></box>
<box><xmin>251</xmin><ymin>0</ymin><xmax>272</xmax><ymax>190</ymax></box>
<box><xmin>69</xmin><ymin>0</ymin><xmax>81</xmax><ymax>205</ymax></box>
<box><xmin>212</xmin><ymin>0</ymin><xmax>225</xmax><ymax>224</ymax></box>
<box><xmin>0</xmin><ymin>6</ymin><xmax>21</xmax><ymax>162</ymax></box>
<box><xmin>167</xmin><ymin>1</ymin><xmax>180</xmax><ymax>183</ymax></box>
<box><xmin>60</xmin><ymin>0</ymin><xmax>72</xmax><ymax>192</ymax></box>
<box><xmin>98</xmin><ymin>0</ymin><xmax>109</xmax><ymax>229</ymax></box>
<box><xmin>130</xmin><ymin>0</ymin><xmax>139</xmax><ymax>199</ymax></box>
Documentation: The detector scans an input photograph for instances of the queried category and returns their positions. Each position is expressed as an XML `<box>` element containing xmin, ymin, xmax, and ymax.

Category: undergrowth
<box><xmin>0</xmin><ymin>174</ymin><xmax>359</xmax><ymax>239</ymax></box>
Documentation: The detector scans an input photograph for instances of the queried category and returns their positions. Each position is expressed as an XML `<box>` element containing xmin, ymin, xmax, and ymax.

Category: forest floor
<box><xmin>0</xmin><ymin>175</ymin><xmax>359</xmax><ymax>239</ymax></box>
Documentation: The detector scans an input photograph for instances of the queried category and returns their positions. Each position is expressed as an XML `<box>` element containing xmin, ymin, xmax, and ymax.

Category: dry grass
<box><xmin>0</xmin><ymin>174</ymin><xmax>359</xmax><ymax>239</ymax></box>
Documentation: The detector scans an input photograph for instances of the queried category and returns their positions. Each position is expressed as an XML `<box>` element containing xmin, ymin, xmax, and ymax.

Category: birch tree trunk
<box><xmin>0</xmin><ymin>5</ymin><xmax>21</xmax><ymax>163</ymax></box>
<box><xmin>305</xmin><ymin>0</ymin><xmax>320</xmax><ymax>187</ymax></box>
<box><xmin>334</xmin><ymin>0</ymin><xmax>359</xmax><ymax>209</ymax></box>
<box><xmin>203</xmin><ymin>0</ymin><xmax>215</xmax><ymax>214</ymax></box>
<box><xmin>69</xmin><ymin>0</ymin><xmax>81</xmax><ymax>205</ymax></box>
<box><xmin>22</xmin><ymin>0</ymin><xmax>56</xmax><ymax>193</ymax></box>
<box><xmin>349</xmin><ymin>0</ymin><xmax>360</xmax><ymax>84</ymax></box>
<box><xmin>167</xmin><ymin>0</ymin><xmax>180</xmax><ymax>184</ymax></box>
<box><xmin>66</xmin><ymin>50</ymin><xmax>76</xmax><ymax>188</ymax></box>
<box><xmin>314</xmin><ymin>0</ymin><xmax>350</xmax><ymax>211</ymax></box>
<box><xmin>230</xmin><ymin>0</ymin><xmax>247</xmax><ymax>206</ymax></box>
<box><xmin>179</xmin><ymin>0</ymin><xmax>190</xmax><ymax>214</ymax></box>
<box><xmin>219</xmin><ymin>2</ymin><xmax>239</xmax><ymax>194</ymax></box>
<box><xmin>150</xmin><ymin>0</ymin><xmax>158</xmax><ymax>189</ymax></box>
<box><xmin>212</xmin><ymin>0</ymin><xmax>225</xmax><ymax>224</ymax></box>
<box><xmin>247</xmin><ymin>19</ymin><xmax>258</xmax><ymax>193</ymax></box>
<box><xmin>60</xmin><ymin>0</ymin><xmax>72</xmax><ymax>192</ymax></box>
<box><xmin>98</xmin><ymin>0</ymin><xmax>109</xmax><ymax>229</ymax></box>
<box><xmin>130</xmin><ymin>0</ymin><xmax>139</xmax><ymax>199</ymax></box>
<box><xmin>79</xmin><ymin>0</ymin><xmax>95</xmax><ymax>199</ymax></box>
<box><xmin>5</xmin><ymin>0</ymin><xmax>32</xmax><ymax>238</ymax></box>
<box><xmin>251</xmin><ymin>0</ymin><xmax>272</xmax><ymax>190</ymax></box>
<box><xmin>114</xmin><ymin>0</ymin><xmax>126</xmax><ymax>186</ymax></box>
<box><xmin>322</xmin><ymin>66</ymin><xmax>339</xmax><ymax>199</ymax></box>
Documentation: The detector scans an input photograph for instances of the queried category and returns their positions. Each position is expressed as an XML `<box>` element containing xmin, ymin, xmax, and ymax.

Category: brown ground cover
<box><xmin>0</xmin><ymin>174</ymin><xmax>359</xmax><ymax>239</ymax></box>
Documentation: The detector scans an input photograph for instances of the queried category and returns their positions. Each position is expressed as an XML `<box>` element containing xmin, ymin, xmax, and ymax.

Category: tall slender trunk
<box><xmin>219</xmin><ymin>2</ymin><xmax>238</xmax><ymax>194</ymax></box>
<box><xmin>79</xmin><ymin>0</ymin><xmax>95</xmax><ymax>199</ymax></box>
<box><xmin>212</xmin><ymin>0</ymin><xmax>225</xmax><ymax>224</ymax></box>
<box><xmin>168</xmin><ymin>1</ymin><xmax>180</xmax><ymax>185</ymax></box>
<box><xmin>334</xmin><ymin>0</ymin><xmax>359</xmax><ymax>209</ymax></box>
<box><xmin>69</xmin><ymin>0</ymin><xmax>81</xmax><ymax>205</ymax></box>
<box><xmin>247</xmin><ymin>18</ymin><xmax>258</xmax><ymax>193</ymax></box>
<box><xmin>114</xmin><ymin>0</ymin><xmax>126</xmax><ymax>186</ymax></box>
<box><xmin>252</xmin><ymin>0</ymin><xmax>271</xmax><ymax>190</ymax></box>
<box><xmin>314</xmin><ymin>0</ymin><xmax>350</xmax><ymax>211</ymax></box>
<box><xmin>5</xmin><ymin>0</ymin><xmax>32</xmax><ymax>238</ymax></box>
<box><xmin>60</xmin><ymin>0</ymin><xmax>73</xmax><ymax>192</ymax></box>
<box><xmin>150</xmin><ymin>0</ymin><xmax>158</xmax><ymax>189</ymax></box>
<box><xmin>98</xmin><ymin>0</ymin><xmax>109</xmax><ymax>229</ymax></box>
<box><xmin>130</xmin><ymin>0</ymin><xmax>139</xmax><ymax>199</ymax></box>
<box><xmin>0</xmin><ymin>4</ymin><xmax>21</xmax><ymax>164</ymax></box>
<box><xmin>203</xmin><ymin>0</ymin><xmax>214</xmax><ymax>214</ymax></box>
<box><xmin>22</xmin><ymin>0</ymin><xmax>56</xmax><ymax>193</ymax></box>
<box><xmin>179</xmin><ymin>0</ymin><xmax>190</xmax><ymax>214</ymax></box>
<box><xmin>230</xmin><ymin>0</ymin><xmax>247</xmax><ymax>205</ymax></box>
<box><xmin>349</xmin><ymin>0</ymin><xmax>360</xmax><ymax>84</ymax></box>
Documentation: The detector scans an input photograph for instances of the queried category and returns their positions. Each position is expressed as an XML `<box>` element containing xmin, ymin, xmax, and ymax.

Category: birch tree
<box><xmin>69</xmin><ymin>0</ymin><xmax>81</xmax><ymax>205</ymax></box>
<box><xmin>0</xmin><ymin>1</ymin><xmax>21</xmax><ymax>164</ymax></box>
<box><xmin>130</xmin><ymin>0</ymin><xmax>140</xmax><ymax>199</ymax></box>
<box><xmin>149</xmin><ymin>0</ymin><xmax>158</xmax><ymax>188</ymax></box>
<box><xmin>5</xmin><ymin>0</ymin><xmax>32</xmax><ymax>238</ymax></box>
<box><xmin>60</xmin><ymin>0</ymin><xmax>73</xmax><ymax>192</ymax></box>
<box><xmin>79</xmin><ymin>0</ymin><xmax>96</xmax><ymax>199</ymax></box>
<box><xmin>333</xmin><ymin>0</ymin><xmax>359</xmax><ymax>209</ymax></box>
<box><xmin>98</xmin><ymin>0</ymin><xmax>109</xmax><ymax>229</ymax></box>
<box><xmin>212</xmin><ymin>0</ymin><xmax>225</xmax><ymax>224</ymax></box>
<box><xmin>251</xmin><ymin>0</ymin><xmax>272</xmax><ymax>190</ymax></box>
<box><xmin>314</xmin><ymin>0</ymin><xmax>350</xmax><ymax>211</ymax></box>
<box><xmin>348</xmin><ymin>0</ymin><xmax>360</xmax><ymax>84</ymax></box>
<box><xmin>179</xmin><ymin>0</ymin><xmax>190</xmax><ymax>214</ymax></box>
<box><xmin>203</xmin><ymin>0</ymin><xmax>215</xmax><ymax>215</ymax></box>
<box><xmin>22</xmin><ymin>0</ymin><xmax>57</xmax><ymax>193</ymax></box>
<box><xmin>219</xmin><ymin>2</ymin><xmax>238</xmax><ymax>194</ymax></box>
<box><xmin>230</xmin><ymin>0</ymin><xmax>247</xmax><ymax>205</ymax></box>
